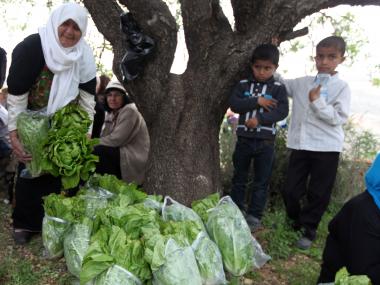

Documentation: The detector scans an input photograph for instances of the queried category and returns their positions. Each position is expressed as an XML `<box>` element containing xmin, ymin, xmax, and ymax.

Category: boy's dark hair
<box><xmin>251</xmin><ymin>44</ymin><xmax>279</xmax><ymax>66</ymax></box>
<box><xmin>316</xmin><ymin>36</ymin><xmax>346</xmax><ymax>56</ymax></box>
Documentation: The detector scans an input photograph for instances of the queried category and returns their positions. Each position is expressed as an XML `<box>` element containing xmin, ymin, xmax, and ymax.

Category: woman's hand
<box><xmin>9</xmin><ymin>130</ymin><xmax>32</xmax><ymax>163</ymax></box>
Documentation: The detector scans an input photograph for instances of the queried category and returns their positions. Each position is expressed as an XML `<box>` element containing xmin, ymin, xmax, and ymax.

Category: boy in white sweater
<box><xmin>282</xmin><ymin>36</ymin><xmax>351</xmax><ymax>249</ymax></box>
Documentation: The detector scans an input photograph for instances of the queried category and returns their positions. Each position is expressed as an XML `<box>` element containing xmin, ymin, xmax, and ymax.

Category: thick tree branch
<box><xmin>180</xmin><ymin>0</ymin><xmax>231</xmax><ymax>64</ymax></box>
<box><xmin>82</xmin><ymin>0</ymin><xmax>123</xmax><ymax>47</ymax></box>
<box><xmin>279</xmin><ymin>27</ymin><xmax>309</xmax><ymax>42</ymax></box>
<box><xmin>230</xmin><ymin>0</ymin><xmax>260</xmax><ymax>33</ymax></box>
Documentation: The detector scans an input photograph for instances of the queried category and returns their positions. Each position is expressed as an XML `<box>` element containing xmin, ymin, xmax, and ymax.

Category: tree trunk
<box><xmin>83</xmin><ymin>0</ymin><xmax>380</xmax><ymax>205</ymax></box>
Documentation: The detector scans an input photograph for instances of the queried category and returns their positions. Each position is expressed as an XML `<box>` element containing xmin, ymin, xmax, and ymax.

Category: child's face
<box><xmin>315</xmin><ymin>46</ymin><xmax>345</xmax><ymax>75</ymax></box>
<box><xmin>251</xmin><ymin>59</ymin><xmax>277</xmax><ymax>82</ymax></box>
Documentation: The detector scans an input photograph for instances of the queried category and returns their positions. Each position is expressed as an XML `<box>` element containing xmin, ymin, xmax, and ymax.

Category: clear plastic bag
<box><xmin>16</xmin><ymin>109</ymin><xmax>49</xmax><ymax>178</ymax></box>
<box><xmin>63</xmin><ymin>222</ymin><xmax>92</xmax><ymax>278</ymax></box>
<box><xmin>251</xmin><ymin>236</ymin><xmax>271</xmax><ymax>269</ymax></box>
<box><xmin>162</xmin><ymin>196</ymin><xmax>205</xmax><ymax>231</ymax></box>
<box><xmin>191</xmin><ymin>231</ymin><xmax>227</xmax><ymax>285</ymax></box>
<box><xmin>42</xmin><ymin>214</ymin><xmax>70</xmax><ymax>259</ymax></box>
<box><xmin>206</xmin><ymin>196</ymin><xmax>255</xmax><ymax>277</ymax></box>
<box><xmin>153</xmin><ymin>238</ymin><xmax>202</xmax><ymax>285</ymax></box>
<box><xmin>94</xmin><ymin>265</ymin><xmax>142</xmax><ymax>285</ymax></box>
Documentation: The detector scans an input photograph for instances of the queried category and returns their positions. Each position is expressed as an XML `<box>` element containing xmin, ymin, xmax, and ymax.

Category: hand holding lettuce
<box><xmin>16</xmin><ymin>110</ymin><xmax>49</xmax><ymax>177</ymax></box>
<box><xmin>17</xmin><ymin>104</ymin><xmax>98</xmax><ymax>189</ymax></box>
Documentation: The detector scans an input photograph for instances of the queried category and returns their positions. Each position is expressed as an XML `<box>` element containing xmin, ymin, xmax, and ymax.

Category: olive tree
<box><xmin>82</xmin><ymin>0</ymin><xmax>380</xmax><ymax>205</ymax></box>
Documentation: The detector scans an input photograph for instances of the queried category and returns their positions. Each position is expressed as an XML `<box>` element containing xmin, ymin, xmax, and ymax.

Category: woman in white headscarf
<box><xmin>7</xmin><ymin>2</ymin><xmax>96</xmax><ymax>245</ymax></box>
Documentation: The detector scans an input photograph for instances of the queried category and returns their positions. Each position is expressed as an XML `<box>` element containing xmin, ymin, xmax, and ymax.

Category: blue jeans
<box><xmin>230</xmin><ymin>137</ymin><xmax>275</xmax><ymax>219</ymax></box>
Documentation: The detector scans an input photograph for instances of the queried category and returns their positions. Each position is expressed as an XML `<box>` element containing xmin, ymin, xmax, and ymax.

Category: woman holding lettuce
<box><xmin>7</xmin><ymin>3</ymin><xmax>96</xmax><ymax>245</ymax></box>
<box><xmin>318</xmin><ymin>153</ymin><xmax>380</xmax><ymax>285</ymax></box>
<box><xmin>93</xmin><ymin>80</ymin><xmax>150</xmax><ymax>186</ymax></box>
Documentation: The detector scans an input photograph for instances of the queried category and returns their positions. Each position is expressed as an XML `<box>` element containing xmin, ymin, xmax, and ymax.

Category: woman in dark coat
<box><xmin>318</xmin><ymin>153</ymin><xmax>380</xmax><ymax>285</ymax></box>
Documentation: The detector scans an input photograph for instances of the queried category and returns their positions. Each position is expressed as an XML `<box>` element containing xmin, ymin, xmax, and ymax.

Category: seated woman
<box><xmin>93</xmin><ymin>80</ymin><xmax>150</xmax><ymax>185</ymax></box>
<box><xmin>318</xmin><ymin>153</ymin><xmax>380</xmax><ymax>285</ymax></box>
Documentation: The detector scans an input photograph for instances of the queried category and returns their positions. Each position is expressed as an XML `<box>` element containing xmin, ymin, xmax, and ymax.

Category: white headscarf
<box><xmin>38</xmin><ymin>2</ymin><xmax>96</xmax><ymax>115</ymax></box>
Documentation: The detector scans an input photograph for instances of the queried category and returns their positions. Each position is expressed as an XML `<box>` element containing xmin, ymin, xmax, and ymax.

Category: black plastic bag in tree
<box><xmin>120</xmin><ymin>12</ymin><xmax>155</xmax><ymax>82</ymax></box>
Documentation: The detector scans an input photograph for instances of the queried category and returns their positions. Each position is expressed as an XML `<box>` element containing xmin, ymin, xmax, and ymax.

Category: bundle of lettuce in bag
<box><xmin>143</xmin><ymin>221</ymin><xmax>203</xmax><ymax>285</ymax></box>
<box><xmin>206</xmin><ymin>196</ymin><xmax>254</xmax><ymax>280</ymax></box>
<box><xmin>42</xmin><ymin>193</ymin><xmax>85</xmax><ymax>258</ymax></box>
<box><xmin>162</xmin><ymin>196</ymin><xmax>205</xmax><ymax>231</ymax></box>
<box><xmin>41</xmin><ymin>104</ymin><xmax>99</xmax><ymax>189</ymax></box>
<box><xmin>63</xmin><ymin>216</ymin><xmax>94</xmax><ymax>278</ymax></box>
<box><xmin>76</xmin><ymin>188</ymin><xmax>110</xmax><ymax>219</ymax></box>
<box><xmin>191</xmin><ymin>231</ymin><xmax>227</xmax><ymax>285</ymax></box>
<box><xmin>16</xmin><ymin>110</ymin><xmax>49</xmax><ymax>177</ymax></box>
<box><xmin>80</xmin><ymin>225</ymin><xmax>151</xmax><ymax>285</ymax></box>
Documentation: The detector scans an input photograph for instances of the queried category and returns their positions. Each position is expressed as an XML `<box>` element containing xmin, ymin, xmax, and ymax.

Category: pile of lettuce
<box><xmin>42</xmin><ymin>174</ymin><xmax>267</xmax><ymax>285</ymax></box>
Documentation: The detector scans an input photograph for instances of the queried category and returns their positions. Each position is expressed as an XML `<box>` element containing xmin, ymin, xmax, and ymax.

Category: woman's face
<box><xmin>58</xmin><ymin>19</ymin><xmax>82</xmax><ymax>48</ymax></box>
<box><xmin>106</xmin><ymin>90</ymin><xmax>124</xmax><ymax>111</ymax></box>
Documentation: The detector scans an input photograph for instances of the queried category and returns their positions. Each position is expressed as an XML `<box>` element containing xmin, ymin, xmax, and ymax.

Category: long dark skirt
<box><xmin>93</xmin><ymin>145</ymin><xmax>121</xmax><ymax>179</ymax></box>
<box><xmin>12</xmin><ymin>164</ymin><xmax>61</xmax><ymax>231</ymax></box>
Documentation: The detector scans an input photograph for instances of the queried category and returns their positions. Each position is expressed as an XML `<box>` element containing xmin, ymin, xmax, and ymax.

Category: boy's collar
<box><xmin>314</xmin><ymin>72</ymin><xmax>339</xmax><ymax>82</ymax></box>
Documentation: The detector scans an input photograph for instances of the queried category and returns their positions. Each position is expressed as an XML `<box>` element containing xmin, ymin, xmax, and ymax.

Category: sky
<box><xmin>1</xmin><ymin>1</ymin><xmax>380</xmax><ymax>138</ymax></box>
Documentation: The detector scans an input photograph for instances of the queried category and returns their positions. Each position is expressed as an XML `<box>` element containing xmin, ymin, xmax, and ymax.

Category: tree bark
<box><xmin>83</xmin><ymin>0</ymin><xmax>380</xmax><ymax>205</ymax></box>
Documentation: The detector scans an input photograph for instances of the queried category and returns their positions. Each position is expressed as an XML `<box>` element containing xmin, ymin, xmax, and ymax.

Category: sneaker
<box><xmin>296</xmin><ymin>236</ymin><xmax>312</xmax><ymax>250</ymax></box>
<box><xmin>245</xmin><ymin>214</ymin><xmax>263</xmax><ymax>232</ymax></box>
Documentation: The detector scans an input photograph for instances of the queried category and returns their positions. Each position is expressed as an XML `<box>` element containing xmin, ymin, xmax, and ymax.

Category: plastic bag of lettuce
<box><xmin>42</xmin><ymin>193</ymin><xmax>85</xmax><ymax>259</ymax></box>
<box><xmin>80</xmin><ymin>225</ymin><xmax>150</xmax><ymax>285</ymax></box>
<box><xmin>191</xmin><ymin>231</ymin><xmax>227</xmax><ymax>285</ymax></box>
<box><xmin>206</xmin><ymin>196</ymin><xmax>255</xmax><ymax>279</ymax></box>
<box><xmin>146</xmin><ymin>236</ymin><xmax>202</xmax><ymax>285</ymax></box>
<box><xmin>162</xmin><ymin>196</ymin><xmax>205</xmax><ymax>231</ymax></box>
<box><xmin>63</xmin><ymin>217</ymin><xmax>93</xmax><ymax>278</ymax></box>
<box><xmin>16</xmin><ymin>110</ymin><xmax>49</xmax><ymax>177</ymax></box>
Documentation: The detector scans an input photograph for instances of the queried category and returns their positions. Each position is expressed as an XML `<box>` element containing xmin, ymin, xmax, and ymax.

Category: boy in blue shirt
<box><xmin>229</xmin><ymin>44</ymin><xmax>289</xmax><ymax>231</ymax></box>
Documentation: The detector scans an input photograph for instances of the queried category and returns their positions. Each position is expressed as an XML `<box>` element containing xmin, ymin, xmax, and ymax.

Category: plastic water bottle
<box><xmin>316</xmin><ymin>73</ymin><xmax>330</xmax><ymax>100</ymax></box>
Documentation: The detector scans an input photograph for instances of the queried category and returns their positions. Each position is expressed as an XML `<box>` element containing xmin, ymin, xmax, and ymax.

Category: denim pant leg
<box><xmin>230</xmin><ymin>138</ymin><xmax>253</xmax><ymax>211</ymax></box>
<box><xmin>247</xmin><ymin>140</ymin><xmax>275</xmax><ymax>219</ymax></box>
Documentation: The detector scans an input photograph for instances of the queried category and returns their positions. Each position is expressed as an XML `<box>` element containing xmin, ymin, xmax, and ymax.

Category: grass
<box><xmin>0</xmin><ymin>193</ymin><xmax>72</xmax><ymax>285</ymax></box>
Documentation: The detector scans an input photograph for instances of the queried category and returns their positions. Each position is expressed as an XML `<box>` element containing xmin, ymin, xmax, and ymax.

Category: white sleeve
<box><xmin>310</xmin><ymin>84</ymin><xmax>351</xmax><ymax>126</ymax></box>
<box><xmin>78</xmin><ymin>89</ymin><xmax>96</xmax><ymax>134</ymax></box>
<box><xmin>0</xmin><ymin>105</ymin><xmax>7</xmax><ymax>124</ymax></box>
<box><xmin>7</xmin><ymin>93</ymin><xmax>28</xmax><ymax>131</ymax></box>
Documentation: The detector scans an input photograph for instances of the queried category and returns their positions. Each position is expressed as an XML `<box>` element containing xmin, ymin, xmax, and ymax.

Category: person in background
<box><xmin>7</xmin><ymin>2</ymin><xmax>96</xmax><ymax>245</ymax></box>
<box><xmin>91</xmin><ymin>74</ymin><xmax>110</xmax><ymax>138</ymax></box>
<box><xmin>0</xmin><ymin>47</ymin><xmax>6</xmax><ymax>88</ymax></box>
<box><xmin>93</xmin><ymin>80</ymin><xmax>150</xmax><ymax>186</ymax></box>
<box><xmin>228</xmin><ymin>44</ymin><xmax>289</xmax><ymax>231</ymax></box>
<box><xmin>0</xmin><ymin>88</ymin><xmax>15</xmax><ymax>205</ymax></box>
<box><xmin>281</xmin><ymin>36</ymin><xmax>351</xmax><ymax>250</ymax></box>
<box><xmin>318</xmin><ymin>153</ymin><xmax>380</xmax><ymax>285</ymax></box>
